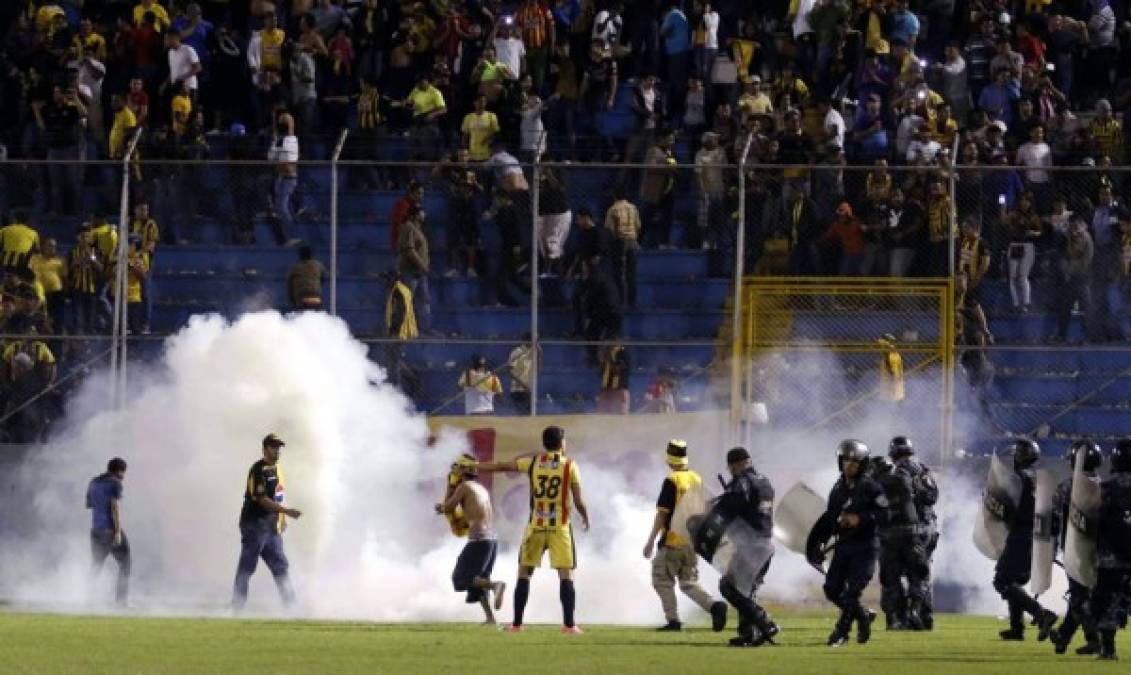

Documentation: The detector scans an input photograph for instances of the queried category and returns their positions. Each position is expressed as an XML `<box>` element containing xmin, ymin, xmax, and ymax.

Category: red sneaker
<box><xmin>561</xmin><ymin>625</ymin><xmax>584</xmax><ymax>635</ymax></box>
<box><xmin>504</xmin><ymin>624</ymin><xmax>526</xmax><ymax>633</ymax></box>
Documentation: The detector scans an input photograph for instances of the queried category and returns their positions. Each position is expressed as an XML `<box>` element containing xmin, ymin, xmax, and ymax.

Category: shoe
<box><xmin>493</xmin><ymin>581</ymin><xmax>506</xmax><ymax>612</ymax></box>
<box><xmin>827</xmin><ymin>629</ymin><xmax>850</xmax><ymax>647</ymax></box>
<box><xmin>921</xmin><ymin>612</ymin><xmax>934</xmax><ymax>631</ymax></box>
<box><xmin>1037</xmin><ymin>611</ymin><xmax>1058</xmax><ymax>642</ymax></box>
<box><xmin>1000</xmin><ymin>628</ymin><xmax>1025</xmax><ymax>641</ymax></box>
<box><xmin>1097</xmin><ymin>653</ymin><xmax>1118</xmax><ymax>661</ymax></box>
<box><xmin>1076</xmin><ymin>642</ymin><xmax>1099</xmax><ymax>656</ymax></box>
<box><xmin>1052</xmin><ymin>630</ymin><xmax>1069</xmax><ymax>655</ymax></box>
<box><xmin>751</xmin><ymin>622</ymin><xmax>780</xmax><ymax>646</ymax></box>
<box><xmin>284</xmin><ymin>238</ymin><xmax>302</xmax><ymax>247</ymax></box>
<box><xmin>656</xmin><ymin>620</ymin><xmax>682</xmax><ymax>632</ymax></box>
<box><xmin>504</xmin><ymin>624</ymin><xmax>525</xmax><ymax>633</ymax></box>
<box><xmin>560</xmin><ymin>625</ymin><xmax>584</xmax><ymax>635</ymax></box>
<box><xmin>857</xmin><ymin>609</ymin><xmax>876</xmax><ymax>644</ymax></box>
<box><xmin>710</xmin><ymin>601</ymin><xmax>728</xmax><ymax>632</ymax></box>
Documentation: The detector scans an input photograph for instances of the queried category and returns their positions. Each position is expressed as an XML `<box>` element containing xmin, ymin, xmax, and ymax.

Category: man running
<box><xmin>437</xmin><ymin>453</ymin><xmax>506</xmax><ymax>623</ymax></box>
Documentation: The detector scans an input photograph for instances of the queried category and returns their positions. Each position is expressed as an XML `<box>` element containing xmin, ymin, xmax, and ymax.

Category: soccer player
<box><xmin>86</xmin><ymin>457</ymin><xmax>130</xmax><ymax>606</ymax></box>
<box><xmin>232</xmin><ymin>433</ymin><xmax>302</xmax><ymax>611</ymax></box>
<box><xmin>436</xmin><ymin>454</ymin><xmax>507</xmax><ymax>624</ymax></box>
<box><xmin>642</xmin><ymin>440</ymin><xmax>728</xmax><ymax>632</ymax></box>
<box><xmin>478</xmin><ymin>426</ymin><xmax>591</xmax><ymax>633</ymax></box>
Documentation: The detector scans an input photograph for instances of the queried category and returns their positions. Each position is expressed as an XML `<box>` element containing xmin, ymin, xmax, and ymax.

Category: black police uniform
<box><xmin>905</xmin><ymin>458</ymin><xmax>939</xmax><ymax>626</ymax></box>
<box><xmin>1090</xmin><ymin>470</ymin><xmax>1131</xmax><ymax>659</ymax></box>
<box><xmin>876</xmin><ymin>461</ymin><xmax>931</xmax><ymax>630</ymax></box>
<box><xmin>716</xmin><ymin>465</ymin><xmax>779</xmax><ymax>646</ymax></box>
<box><xmin>993</xmin><ymin>458</ymin><xmax>1056</xmax><ymax>639</ymax></box>
<box><xmin>1051</xmin><ymin>472</ymin><xmax>1099</xmax><ymax>652</ymax></box>
<box><xmin>820</xmin><ymin>472</ymin><xmax>888</xmax><ymax>642</ymax></box>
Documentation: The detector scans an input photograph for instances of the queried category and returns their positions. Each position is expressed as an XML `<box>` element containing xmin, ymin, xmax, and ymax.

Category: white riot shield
<box><xmin>1030</xmin><ymin>469</ymin><xmax>1057</xmax><ymax>596</ymax></box>
<box><xmin>1064</xmin><ymin>454</ymin><xmax>1101</xmax><ymax>588</ymax></box>
<box><xmin>674</xmin><ymin>483</ymin><xmax>775</xmax><ymax>597</ymax></box>
<box><xmin>774</xmin><ymin>482</ymin><xmax>827</xmax><ymax>555</ymax></box>
<box><xmin>973</xmin><ymin>453</ymin><xmax>1023</xmax><ymax>560</ymax></box>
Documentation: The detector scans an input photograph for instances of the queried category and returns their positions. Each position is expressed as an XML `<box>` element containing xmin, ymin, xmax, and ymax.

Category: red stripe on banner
<box><xmin>560</xmin><ymin>459</ymin><xmax>571</xmax><ymax>525</ymax></box>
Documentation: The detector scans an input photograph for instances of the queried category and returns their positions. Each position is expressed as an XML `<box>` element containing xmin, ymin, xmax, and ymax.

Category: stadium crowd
<box><xmin>2</xmin><ymin>0</ymin><xmax>1131</xmax><ymax>424</ymax></box>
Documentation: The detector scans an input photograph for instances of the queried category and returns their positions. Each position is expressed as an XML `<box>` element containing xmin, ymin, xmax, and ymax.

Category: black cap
<box><xmin>263</xmin><ymin>433</ymin><xmax>286</xmax><ymax>448</ymax></box>
<box><xmin>726</xmin><ymin>447</ymin><xmax>750</xmax><ymax>465</ymax></box>
<box><xmin>542</xmin><ymin>425</ymin><xmax>565</xmax><ymax>450</ymax></box>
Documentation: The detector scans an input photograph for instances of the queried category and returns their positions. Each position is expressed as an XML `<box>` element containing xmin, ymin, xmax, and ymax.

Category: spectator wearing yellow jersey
<box><xmin>29</xmin><ymin>239</ymin><xmax>65</xmax><ymax>335</ymax></box>
<box><xmin>878</xmin><ymin>333</ymin><xmax>905</xmax><ymax>404</ymax></box>
<box><xmin>405</xmin><ymin>72</ymin><xmax>447</xmax><ymax>171</ymax></box>
<box><xmin>109</xmin><ymin>235</ymin><xmax>150</xmax><ymax>334</ymax></box>
<box><xmin>1</xmin><ymin>330</ymin><xmax>56</xmax><ymax>444</ymax></box>
<box><xmin>130</xmin><ymin>203</ymin><xmax>159</xmax><ymax>333</ymax></box>
<box><xmin>66</xmin><ymin>225</ymin><xmax>104</xmax><ymax>335</ymax></box>
<box><xmin>0</xmin><ymin>211</ymin><xmax>41</xmax><ymax>271</ymax></box>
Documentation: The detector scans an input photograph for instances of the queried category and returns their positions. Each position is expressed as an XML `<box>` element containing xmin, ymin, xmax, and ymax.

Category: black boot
<box><xmin>710</xmin><ymin>601</ymin><xmax>728</xmax><ymax>632</ymax></box>
<box><xmin>656</xmin><ymin>620</ymin><xmax>682</xmax><ymax>631</ymax></box>
<box><xmin>1036</xmin><ymin>610</ymin><xmax>1058</xmax><ymax>642</ymax></box>
<box><xmin>1000</xmin><ymin>627</ymin><xmax>1025</xmax><ymax>641</ymax></box>
<box><xmin>828</xmin><ymin>611</ymin><xmax>852</xmax><ymax>647</ymax></box>
<box><xmin>857</xmin><ymin>608</ymin><xmax>877</xmax><ymax>644</ymax></box>
<box><xmin>1051</xmin><ymin>628</ymin><xmax>1070</xmax><ymax>655</ymax></box>
<box><xmin>1097</xmin><ymin>630</ymin><xmax>1117</xmax><ymax>660</ymax></box>
<box><xmin>750</xmin><ymin>622</ymin><xmax>780</xmax><ymax>647</ymax></box>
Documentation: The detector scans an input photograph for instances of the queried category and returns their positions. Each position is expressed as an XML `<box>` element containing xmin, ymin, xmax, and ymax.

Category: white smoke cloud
<box><xmin>0</xmin><ymin>312</ymin><xmax>1065</xmax><ymax>625</ymax></box>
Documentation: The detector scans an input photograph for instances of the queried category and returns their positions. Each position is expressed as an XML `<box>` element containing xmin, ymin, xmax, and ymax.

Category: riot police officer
<box><xmin>994</xmin><ymin>438</ymin><xmax>1058</xmax><ymax>641</ymax></box>
<box><xmin>890</xmin><ymin>436</ymin><xmax>939</xmax><ymax>629</ymax></box>
<box><xmin>1050</xmin><ymin>440</ymin><xmax>1103</xmax><ymax>655</ymax></box>
<box><xmin>809</xmin><ymin>440</ymin><xmax>889</xmax><ymax>647</ymax></box>
<box><xmin>873</xmin><ymin>445</ymin><xmax>930</xmax><ymax>631</ymax></box>
<box><xmin>716</xmin><ymin>447</ymin><xmax>780</xmax><ymax>647</ymax></box>
<box><xmin>1090</xmin><ymin>438</ymin><xmax>1131</xmax><ymax>660</ymax></box>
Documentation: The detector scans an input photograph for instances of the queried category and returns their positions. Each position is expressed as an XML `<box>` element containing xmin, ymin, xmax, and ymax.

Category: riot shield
<box><xmin>973</xmin><ymin>453</ymin><xmax>1022</xmax><ymax>560</ymax></box>
<box><xmin>676</xmin><ymin>483</ymin><xmax>776</xmax><ymax>597</ymax></box>
<box><xmin>775</xmin><ymin>482</ymin><xmax>828</xmax><ymax>555</ymax></box>
<box><xmin>1064</xmin><ymin>454</ymin><xmax>1101</xmax><ymax>588</ymax></box>
<box><xmin>1030</xmin><ymin>469</ymin><xmax>1057</xmax><ymax>596</ymax></box>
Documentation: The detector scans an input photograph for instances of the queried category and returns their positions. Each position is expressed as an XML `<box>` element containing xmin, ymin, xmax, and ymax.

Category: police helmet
<box><xmin>837</xmin><ymin>439</ymin><xmax>871</xmax><ymax>463</ymax></box>
<box><xmin>1112</xmin><ymin>437</ymin><xmax>1131</xmax><ymax>473</ymax></box>
<box><xmin>1066</xmin><ymin>439</ymin><xmax>1103</xmax><ymax>472</ymax></box>
<box><xmin>1011</xmin><ymin>437</ymin><xmax>1041</xmax><ymax>468</ymax></box>
<box><xmin>870</xmin><ymin>455</ymin><xmax>894</xmax><ymax>478</ymax></box>
<box><xmin>888</xmin><ymin>436</ymin><xmax>915</xmax><ymax>459</ymax></box>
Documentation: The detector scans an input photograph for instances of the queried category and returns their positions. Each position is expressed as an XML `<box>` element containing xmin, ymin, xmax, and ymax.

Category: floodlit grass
<box><xmin>0</xmin><ymin>610</ymin><xmax>1126</xmax><ymax>674</ymax></box>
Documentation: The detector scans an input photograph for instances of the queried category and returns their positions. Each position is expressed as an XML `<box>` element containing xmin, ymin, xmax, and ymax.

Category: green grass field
<box><xmin>0</xmin><ymin>610</ymin><xmax>1126</xmax><ymax>674</ymax></box>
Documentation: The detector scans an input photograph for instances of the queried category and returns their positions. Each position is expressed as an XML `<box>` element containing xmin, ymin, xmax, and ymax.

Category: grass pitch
<box><xmin>0</xmin><ymin>610</ymin><xmax>1126</xmax><ymax>674</ymax></box>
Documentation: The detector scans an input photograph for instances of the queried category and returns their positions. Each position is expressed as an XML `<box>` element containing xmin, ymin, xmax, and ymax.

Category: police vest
<box><xmin>664</xmin><ymin>469</ymin><xmax>702</xmax><ymax>548</ymax></box>
<box><xmin>527</xmin><ymin>453</ymin><xmax>574</xmax><ymax>529</ymax></box>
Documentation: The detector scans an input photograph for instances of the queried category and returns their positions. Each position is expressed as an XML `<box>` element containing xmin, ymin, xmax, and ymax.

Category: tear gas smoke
<box><xmin>0</xmin><ymin>313</ymin><xmax>1058</xmax><ymax>623</ymax></box>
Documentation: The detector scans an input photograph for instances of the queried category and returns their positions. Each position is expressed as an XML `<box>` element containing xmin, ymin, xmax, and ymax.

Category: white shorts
<box><xmin>538</xmin><ymin>211</ymin><xmax>572</xmax><ymax>260</ymax></box>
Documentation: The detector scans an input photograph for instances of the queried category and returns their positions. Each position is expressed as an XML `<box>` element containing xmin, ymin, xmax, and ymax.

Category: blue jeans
<box><xmin>232</xmin><ymin>524</ymin><xmax>294</xmax><ymax>609</ymax></box>
<box><xmin>273</xmin><ymin>175</ymin><xmax>298</xmax><ymax>243</ymax></box>
<box><xmin>406</xmin><ymin>274</ymin><xmax>432</xmax><ymax>332</ymax></box>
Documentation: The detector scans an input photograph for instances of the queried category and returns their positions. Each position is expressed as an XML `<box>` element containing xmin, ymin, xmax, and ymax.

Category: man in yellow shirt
<box><xmin>133</xmin><ymin>0</ymin><xmax>171</xmax><ymax>32</ymax></box>
<box><xmin>74</xmin><ymin>19</ymin><xmax>108</xmax><ymax>61</ymax></box>
<box><xmin>29</xmin><ymin>238</ymin><xmax>66</xmax><ymax>334</ymax></box>
<box><xmin>0</xmin><ymin>211</ymin><xmax>41</xmax><ymax>270</ymax></box>
<box><xmin>108</xmin><ymin>94</ymin><xmax>138</xmax><ymax>159</ymax></box>
<box><xmin>110</xmin><ymin>235</ymin><xmax>150</xmax><ymax>334</ymax></box>
<box><xmin>478</xmin><ymin>426</ymin><xmax>591</xmax><ymax>633</ymax></box>
<box><xmin>66</xmin><ymin>225</ymin><xmax>105</xmax><ymax>334</ymax></box>
<box><xmin>171</xmin><ymin>84</ymin><xmax>193</xmax><ymax>137</ymax></box>
<box><xmin>130</xmin><ymin>202</ymin><xmax>159</xmax><ymax>333</ymax></box>
<box><xmin>461</xmin><ymin>94</ymin><xmax>499</xmax><ymax>162</ymax></box>
<box><xmin>643</xmin><ymin>440</ymin><xmax>728</xmax><ymax>632</ymax></box>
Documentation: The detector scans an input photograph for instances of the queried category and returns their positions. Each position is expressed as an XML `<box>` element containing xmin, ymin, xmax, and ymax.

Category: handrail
<box><xmin>329</xmin><ymin>128</ymin><xmax>350</xmax><ymax>316</ymax></box>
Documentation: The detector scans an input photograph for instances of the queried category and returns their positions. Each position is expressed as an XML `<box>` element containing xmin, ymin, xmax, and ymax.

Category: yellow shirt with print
<box><xmin>75</xmin><ymin>33</ymin><xmax>108</xmax><ymax>61</ymax></box>
<box><xmin>461</xmin><ymin>111</ymin><xmax>500</xmax><ymax>161</ymax></box>
<box><xmin>260</xmin><ymin>28</ymin><xmax>286</xmax><ymax>72</ymax></box>
<box><xmin>516</xmin><ymin>452</ymin><xmax>582</xmax><ymax>530</ymax></box>
<box><xmin>91</xmin><ymin>224</ymin><xmax>119</xmax><ymax>262</ymax></box>
<box><xmin>0</xmin><ymin>223</ymin><xmax>40</xmax><ymax>266</ymax></box>
<box><xmin>131</xmin><ymin>218</ymin><xmax>160</xmax><ymax>268</ymax></box>
<box><xmin>110</xmin><ymin>252</ymin><xmax>149</xmax><ymax>303</ymax></box>
<box><xmin>2</xmin><ymin>340</ymin><xmax>56</xmax><ymax>367</ymax></box>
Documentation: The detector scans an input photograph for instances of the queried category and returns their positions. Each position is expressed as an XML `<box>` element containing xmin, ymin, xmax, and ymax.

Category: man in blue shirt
<box><xmin>660</xmin><ymin>0</ymin><xmax>690</xmax><ymax>122</ymax></box>
<box><xmin>977</xmin><ymin>68</ymin><xmax>1020</xmax><ymax>126</ymax></box>
<box><xmin>170</xmin><ymin>3</ymin><xmax>213</xmax><ymax>70</ymax></box>
<box><xmin>86</xmin><ymin>457</ymin><xmax>130</xmax><ymax>606</ymax></box>
<box><xmin>888</xmin><ymin>0</ymin><xmax>921</xmax><ymax>48</ymax></box>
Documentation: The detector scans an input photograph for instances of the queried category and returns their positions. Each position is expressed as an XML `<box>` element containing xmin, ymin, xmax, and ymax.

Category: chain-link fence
<box><xmin>7</xmin><ymin>151</ymin><xmax>1131</xmax><ymax>452</ymax></box>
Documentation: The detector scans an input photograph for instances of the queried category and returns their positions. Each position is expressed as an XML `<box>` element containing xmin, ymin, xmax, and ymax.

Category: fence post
<box><xmin>330</xmin><ymin>129</ymin><xmax>349</xmax><ymax>316</ymax></box>
<box><xmin>111</xmin><ymin>130</ymin><xmax>143</xmax><ymax>407</ymax></box>
<box><xmin>530</xmin><ymin>154</ymin><xmax>541</xmax><ymax>417</ymax></box>
<box><xmin>948</xmin><ymin>136</ymin><xmax>960</xmax><ymax>280</ymax></box>
<box><xmin>729</xmin><ymin>136</ymin><xmax>754</xmax><ymax>445</ymax></box>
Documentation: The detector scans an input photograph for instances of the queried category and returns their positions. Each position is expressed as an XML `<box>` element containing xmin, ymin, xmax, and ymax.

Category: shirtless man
<box><xmin>437</xmin><ymin>454</ymin><xmax>507</xmax><ymax>623</ymax></box>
